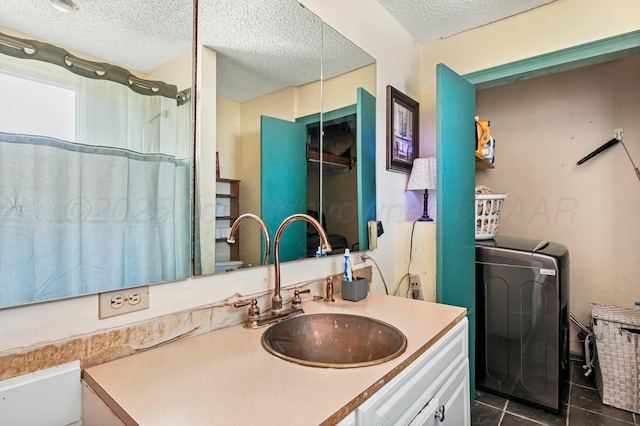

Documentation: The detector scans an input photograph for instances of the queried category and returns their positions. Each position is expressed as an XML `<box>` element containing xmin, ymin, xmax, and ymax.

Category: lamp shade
<box><xmin>407</xmin><ymin>157</ymin><xmax>436</xmax><ymax>191</ymax></box>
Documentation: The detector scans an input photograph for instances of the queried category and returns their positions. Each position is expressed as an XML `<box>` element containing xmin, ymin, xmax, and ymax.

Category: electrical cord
<box><xmin>407</xmin><ymin>220</ymin><xmax>418</xmax><ymax>298</ymax></box>
<box><xmin>393</xmin><ymin>273</ymin><xmax>409</xmax><ymax>297</ymax></box>
<box><xmin>364</xmin><ymin>219</ymin><xmax>423</xmax><ymax>298</ymax></box>
<box><xmin>359</xmin><ymin>253</ymin><xmax>389</xmax><ymax>295</ymax></box>
<box><xmin>392</xmin><ymin>220</ymin><xmax>419</xmax><ymax>298</ymax></box>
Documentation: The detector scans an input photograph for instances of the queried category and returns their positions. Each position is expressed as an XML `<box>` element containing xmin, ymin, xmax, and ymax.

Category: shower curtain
<box><xmin>0</xmin><ymin>53</ymin><xmax>191</xmax><ymax>307</ymax></box>
<box><xmin>0</xmin><ymin>133</ymin><xmax>191</xmax><ymax>306</ymax></box>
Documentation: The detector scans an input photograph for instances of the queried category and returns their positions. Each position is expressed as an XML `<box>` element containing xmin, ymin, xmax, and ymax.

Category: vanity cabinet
<box><xmin>82</xmin><ymin>295</ymin><xmax>468</xmax><ymax>426</ymax></box>
<box><xmin>337</xmin><ymin>318</ymin><xmax>470</xmax><ymax>426</ymax></box>
<box><xmin>408</xmin><ymin>360</ymin><xmax>470</xmax><ymax>426</ymax></box>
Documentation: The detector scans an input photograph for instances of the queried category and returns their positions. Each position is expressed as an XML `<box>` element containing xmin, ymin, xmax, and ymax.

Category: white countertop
<box><xmin>83</xmin><ymin>293</ymin><xmax>467</xmax><ymax>425</ymax></box>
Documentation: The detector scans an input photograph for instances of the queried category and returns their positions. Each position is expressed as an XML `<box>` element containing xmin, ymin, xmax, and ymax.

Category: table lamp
<box><xmin>407</xmin><ymin>157</ymin><xmax>436</xmax><ymax>221</ymax></box>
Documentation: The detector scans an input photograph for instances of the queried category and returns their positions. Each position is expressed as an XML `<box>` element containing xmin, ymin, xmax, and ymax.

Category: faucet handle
<box><xmin>233</xmin><ymin>298</ymin><xmax>260</xmax><ymax>321</ymax></box>
<box><xmin>291</xmin><ymin>289</ymin><xmax>311</xmax><ymax>310</ymax></box>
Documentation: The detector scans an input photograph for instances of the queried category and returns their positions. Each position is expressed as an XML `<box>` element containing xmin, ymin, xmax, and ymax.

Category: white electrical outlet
<box><xmin>353</xmin><ymin>252</ymin><xmax>365</xmax><ymax>265</ymax></box>
<box><xmin>410</xmin><ymin>274</ymin><xmax>423</xmax><ymax>301</ymax></box>
<box><xmin>128</xmin><ymin>290</ymin><xmax>142</xmax><ymax>305</ymax></box>
<box><xmin>99</xmin><ymin>286</ymin><xmax>149</xmax><ymax>319</ymax></box>
<box><xmin>110</xmin><ymin>294</ymin><xmax>125</xmax><ymax>309</ymax></box>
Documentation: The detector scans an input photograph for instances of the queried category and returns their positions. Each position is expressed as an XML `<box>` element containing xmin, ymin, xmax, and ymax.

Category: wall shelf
<box><xmin>216</xmin><ymin>178</ymin><xmax>240</xmax><ymax>260</ymax></box>
<box><xmin>475</xmin><ymin>154</ymin><xmax>495</xmax><ymax>170</ymax></box>
<box><xmin>308</xmin><ymin>149</ymin><xmax>352</xmax><ymax>169</ymax></box>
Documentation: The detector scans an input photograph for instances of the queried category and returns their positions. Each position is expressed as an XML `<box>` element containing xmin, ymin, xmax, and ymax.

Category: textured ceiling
<box><xmin>199</xmin><ymin>0</ymin><xmax>375</xmax><ymax>102</ymax></box>
<box><xmin>0</xmin><ymin>0</ymin><xmax>554</xmax><ymax>102</ymax></box>
<box><xmin>376</xmin><ymin>0</ymin><xmax>555</xmax><ymax>44</ymax></box>
<box><xmin>0</xmin><ymin>0</ymin><xmax>373</xmax><ymax>102</ymax></box>
<box><xmin>0</xmin><ymin>0</ymin><xmax>192</xmax><ymax>74</ymax></box>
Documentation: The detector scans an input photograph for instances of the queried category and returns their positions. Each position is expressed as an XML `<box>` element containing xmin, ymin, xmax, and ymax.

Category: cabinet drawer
<box><xmin>356</xmin><ymin>318</ymin><xmax>468</xmax><ymax>425</ymax></box>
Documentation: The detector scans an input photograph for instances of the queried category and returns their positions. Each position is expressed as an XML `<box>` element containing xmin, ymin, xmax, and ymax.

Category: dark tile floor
<box><xmin>471</xmin><ymin>361</ymin><xmax>638</xmax><ymax>425</ymax></box>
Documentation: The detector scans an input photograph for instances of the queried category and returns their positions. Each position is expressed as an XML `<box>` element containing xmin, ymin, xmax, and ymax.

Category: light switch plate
<box><xmin>368</xmin><ymin>221</ymin><xmax>378</xmax><ymax>250</ymax></box>
<box><xmin>99</xmin><ymin>286</ymin><xmax>149</xmax><ymax>319</ymax></box>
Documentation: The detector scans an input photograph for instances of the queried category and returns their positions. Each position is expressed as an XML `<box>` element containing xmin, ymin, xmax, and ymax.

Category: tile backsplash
<box><xmin>0</xmin><ymin>267</ymin><xmax>371</xmax><ymax>381</ymax></box>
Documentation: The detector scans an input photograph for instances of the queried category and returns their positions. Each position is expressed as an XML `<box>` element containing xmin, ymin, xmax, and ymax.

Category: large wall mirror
<box><xmin>0</xmin><ymin>0</ymin><xmax>376</xmax><ymax>309</ymax></box>
<box><xmin>194</xmin><ymin>0</ymin><xmax>377</xmax><ymax>276</ymax></box>
<box><xmin>0</xmin><ymin>0</ymin><xmax>193</xmax><ymax>308</ymax></box>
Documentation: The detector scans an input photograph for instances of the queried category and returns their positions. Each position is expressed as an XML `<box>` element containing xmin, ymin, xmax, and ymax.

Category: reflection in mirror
<box><xmin>195</xmin><ymin>0</ymin><xmax>323</xmax><ymax>275</ymax></box>
<box><xmin>0</xmin><ymin>0</ymin><xmax>193</xmax><ymax>308</ymax></box>
<box><xmin>318</xmin><ymin>23</ymin><xmax>377</xmax><ymax>256</ymax></box>
<box><xmin>194</xmin><ymin>0</ymin><xmax>376</xmax><ymax>276</ymax></box>
<box><xmin>276</xmin><ymin>23</ymin><xmax>378</xmax><ymax>259</ymax></box>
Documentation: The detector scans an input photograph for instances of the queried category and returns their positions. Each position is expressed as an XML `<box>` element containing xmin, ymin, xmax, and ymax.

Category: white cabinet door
<box><xmin>409</xmin><ymin>359</ymin><xmax>470</xmax><ymax>426</ymax></box>
<box><xmin>408</xmin><ymin>398</ymin><xmax>440</xmax><ymax>426</ymax></box>
<box><xmin>356</xmin><ymin>319</ymin><xmax>468</xmax><ymax>425</ymax></box>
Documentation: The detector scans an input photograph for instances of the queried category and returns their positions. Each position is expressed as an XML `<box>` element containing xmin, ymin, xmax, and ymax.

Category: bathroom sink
<box><xmin>261</xmin><ymin>313</ymin><xmax>407</xmax><ymax>368</ymax></box>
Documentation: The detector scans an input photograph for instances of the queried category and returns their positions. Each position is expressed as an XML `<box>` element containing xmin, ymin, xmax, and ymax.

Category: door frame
<box><xmin>436</xmin><ymin>29</ymin><xmax>640</xmax><ymax>405</ymax></box>
<box><xmin>463</xmin><ymin>30</ymin><xmax>640</xmax><ymax>87</ymax></box>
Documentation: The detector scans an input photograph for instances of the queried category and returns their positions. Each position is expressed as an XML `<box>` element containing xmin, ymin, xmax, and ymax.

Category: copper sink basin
<box><xmin>261</xmin><ymin>313</ymin><xmax>407</xmax><ymax>368</ymax></box>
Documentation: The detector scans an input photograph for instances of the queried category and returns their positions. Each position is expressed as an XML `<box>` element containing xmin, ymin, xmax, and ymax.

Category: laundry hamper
<box><xmin>475</xmin><ymin>194</ymin><xmax>507</xmax><ymax>240</ymax></box>
<box><xmin>590</xmin><ymin>303</ymin><xmax>640</xmax><ymax>413</ymax></box>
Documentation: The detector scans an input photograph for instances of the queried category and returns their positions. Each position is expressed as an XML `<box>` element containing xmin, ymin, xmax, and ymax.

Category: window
<box><xmin>0</xmin><ymin>72</ymin><xmax>76</xmax><ymax>142</ymax></box>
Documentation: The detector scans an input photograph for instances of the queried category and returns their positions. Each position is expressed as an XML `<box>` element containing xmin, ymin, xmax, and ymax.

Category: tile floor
<box><xmin>471</xmin><ymin>361</ymin><xmax>638</xmax><ymax>425</ymax></box>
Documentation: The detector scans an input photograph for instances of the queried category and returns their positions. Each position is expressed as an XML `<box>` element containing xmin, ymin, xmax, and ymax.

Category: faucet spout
<box><xmin>272</xmin><ymin>213</ymin><xmax>332</xmax><ymax>313</ymax></box>
<box><xmin>227</xmin><ymin>213</ymin><xmax>271</xmax><ymax>266</ymax></box>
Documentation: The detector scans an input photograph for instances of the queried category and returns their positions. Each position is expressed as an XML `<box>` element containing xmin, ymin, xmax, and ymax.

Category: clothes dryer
<box><xmin>476</xmin><ymin>236</ymin><xmax>570</xmax><ymax>412</ymax></box>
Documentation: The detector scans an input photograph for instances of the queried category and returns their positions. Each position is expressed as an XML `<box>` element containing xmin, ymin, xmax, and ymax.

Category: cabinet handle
<box><xmin>434</xmin><ymin>404</ymin><xmax>445</xmax><ymax>422</ymax></box>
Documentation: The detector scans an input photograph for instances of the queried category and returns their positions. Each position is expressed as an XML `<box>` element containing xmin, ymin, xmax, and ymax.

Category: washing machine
<box><xmin>476</xmin><ymin>235</ymin><xmax>570</xmax><ymax>412</ymax></box>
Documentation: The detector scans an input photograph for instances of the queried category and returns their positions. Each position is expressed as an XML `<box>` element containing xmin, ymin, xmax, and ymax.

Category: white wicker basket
<box><xmin>591</xmin><ymin>303</ymin><xmax>640</xmax><ymax>414</ymax></box>
<box><xmin>475</xmin><ymin>194</ymin><xmax>507</xmax><ymax>240</ymax></box>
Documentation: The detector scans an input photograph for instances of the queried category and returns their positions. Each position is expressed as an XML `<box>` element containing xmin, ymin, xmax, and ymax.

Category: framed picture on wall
<box><xmin>386</xmin><ymin>85</ymin><xmax>419</xmax><ymax>173</ymax></box>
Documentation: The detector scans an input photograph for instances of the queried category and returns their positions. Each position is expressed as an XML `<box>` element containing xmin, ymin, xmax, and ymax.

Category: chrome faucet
<box><xmin>272</xmin><ymin>213</ymin><xmax>332</xmax><ymax>313</ymax></box>
<box><xmin>227</xmin><ymin>213</ymin><xmax>271</xmax><ymax>266</ymax></box>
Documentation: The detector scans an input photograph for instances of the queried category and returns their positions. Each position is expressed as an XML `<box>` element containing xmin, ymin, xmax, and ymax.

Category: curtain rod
<box><xmin>0</xmin><ymin>32</ymin><xmax>187</xmax><ymax>106</ymax></box>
